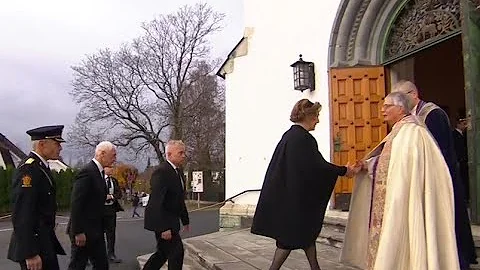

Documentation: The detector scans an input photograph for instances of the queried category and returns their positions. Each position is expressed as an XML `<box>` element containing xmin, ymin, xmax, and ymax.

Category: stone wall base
<box><xmin>219</xmin><ymin>202</ymin><xmax>256</xmax><ymax>229</ymax></box>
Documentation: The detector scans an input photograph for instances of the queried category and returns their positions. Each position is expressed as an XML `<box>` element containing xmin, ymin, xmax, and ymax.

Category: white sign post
<box><xmin>191</xmin><ymin>171</ymin><xmax>203</xmax><ymax>208</ymax></box>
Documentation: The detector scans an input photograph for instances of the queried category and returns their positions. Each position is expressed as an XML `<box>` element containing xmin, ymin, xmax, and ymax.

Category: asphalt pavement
<box><xmin>0</xmin><ymin>207</ymin><xmax>219</xmax><ymax>269</ymax></box>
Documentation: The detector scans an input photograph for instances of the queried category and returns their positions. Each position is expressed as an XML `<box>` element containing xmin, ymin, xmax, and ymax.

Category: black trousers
<box><xmin>20</xmin><ymin>255</ymin><xmax>59</xmax><ymax>270</ymax></box>
<box><xmin>143</xmin><ymin>231</ymin><xmax>184</xmax><ymax>270</ymax></box>
<box><xmin>103</xmin><ymin>208</ymin><xmax>117</xmax><ymax>256</ymax></box>
<box><xmin>68</xmin><ymin>235</ymin><xmax>109</xmax><ymax>270</ymax></box>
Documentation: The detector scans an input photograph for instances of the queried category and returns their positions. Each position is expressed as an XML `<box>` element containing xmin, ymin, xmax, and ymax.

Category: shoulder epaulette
<box><xmin>17</xmin><ymin>158</ymin><xmax>35</xmax><ymax>169</ymax></box>
<box><xmin>25</xmin><ymin>158</ymin><xmax>35</xmax><ymax>165</ymax></box>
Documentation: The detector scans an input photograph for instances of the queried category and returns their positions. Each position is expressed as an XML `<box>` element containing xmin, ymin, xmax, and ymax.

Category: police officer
<box><xmin>7</xmin><ymin>125</ymin><xmax>66</xmax><ymax>270</ymax></box>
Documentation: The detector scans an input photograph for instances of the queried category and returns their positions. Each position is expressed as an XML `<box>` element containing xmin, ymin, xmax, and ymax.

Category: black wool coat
<box><xmin>251</xmin><ymin>125</ymin><xmax>346</xmax><ymax>249</ymax></box>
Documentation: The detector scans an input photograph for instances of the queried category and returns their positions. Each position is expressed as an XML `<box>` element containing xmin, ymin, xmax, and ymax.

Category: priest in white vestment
<box><xmin>340</xmin><ymin>91</ymin><xmax>459</xmax><ymax>270</ymax></box>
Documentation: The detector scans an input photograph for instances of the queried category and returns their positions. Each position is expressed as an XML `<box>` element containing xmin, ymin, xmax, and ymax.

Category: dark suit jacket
<box><xmin>144</xmin><ymin>162</ymin><xmax>189</xmax><ymax>233</ymax></box>
<box><xmin>8</xmin><ymin>153</ymin><xmax>65</xmax><ymax>262</ymax></box>
<box><xmin>104</xmin><ymin>176</ymin><xmax>124</xmax><ymax>214</ymax></box>
<box><xmin>67</xmin><ymin>160</ymin><xmax>107</xmax><ymax>240</ymax></box>
<box><xmin>453</xmin><ymin>129</ymin><xmax>467</xmax><ymax>163</ymax></box>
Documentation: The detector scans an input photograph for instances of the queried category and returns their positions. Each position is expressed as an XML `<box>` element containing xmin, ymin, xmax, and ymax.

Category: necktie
<box><xmin>176</xmin><ymin>168</ymin><xmax>185</xmax><ymax>190</ymax></box>
<box><xmin>107</xmin><ymin>177</ymin><xmax>112</xmax><ymax>190</ymax></box>
<box><xmin>102</xmin><ymin>171</ymin><xmax>107</xmax><ymax>192</ymax></box>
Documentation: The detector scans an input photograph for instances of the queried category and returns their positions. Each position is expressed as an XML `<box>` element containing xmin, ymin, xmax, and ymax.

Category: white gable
<box><xmin>222</xmin><ymin>1</ymin><xmax>342</xmax><ymax>204</ymax></box>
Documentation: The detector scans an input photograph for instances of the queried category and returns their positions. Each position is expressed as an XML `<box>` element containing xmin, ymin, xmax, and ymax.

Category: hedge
<box><xmin>0</xmin><ymin>166</ymin><xmax>77</xmax><ymax>215</ymax></box>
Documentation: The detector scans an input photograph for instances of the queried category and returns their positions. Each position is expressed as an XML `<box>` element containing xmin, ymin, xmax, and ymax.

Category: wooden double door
<box><xmin>329</xmin><ymin>66</ymin><xmax>387</xmax><ymax>210</ymax></box>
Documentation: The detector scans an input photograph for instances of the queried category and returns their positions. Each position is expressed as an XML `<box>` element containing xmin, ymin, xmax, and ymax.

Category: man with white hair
<box><xmin>393</xmin><ymin>80</ymin><xmax>477</xmax><ymax>269</ymax></box>
<box><xmin>67</xmin><ymin>141</ymin><xmax>117</xmax><ymax>270</ymax></box>
<box><xmin>342</xmin><ymin>92</ymin><xmax>459</xmax><ymax>269</ymax></box>
<box><xmin>143</xmin><ymin>140</ymin><xmax>190</xmax><ymax>270</ymax></box>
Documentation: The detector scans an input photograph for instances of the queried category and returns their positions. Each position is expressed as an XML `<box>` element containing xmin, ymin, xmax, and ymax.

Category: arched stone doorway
<box><xmin>328</xmin><ymin>0</ymin><xmax>480</xmax><ymax>223</ymax></box>
<box><xmin>329</xmin><ymin>0</ymin><xmax>461</xmax><ymax>67</ymax></box>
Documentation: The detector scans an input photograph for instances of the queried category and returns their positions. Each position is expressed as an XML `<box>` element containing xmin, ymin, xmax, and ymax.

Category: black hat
<box><xmin>26</xmin><ymin>125</ymin><xmax>66</xmax><ymax>142</ymax></box>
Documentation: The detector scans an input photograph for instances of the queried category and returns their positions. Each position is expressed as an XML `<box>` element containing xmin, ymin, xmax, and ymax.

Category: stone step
<box><xmin>317</xmin><ymin>224</ymin><xmax>345</xmax><ymax>249</ymax></box>
<box><xmin>183</xmin><ymin>230</ymin><xmax>297</xmax><ymax>270</ymax></box>
<box><xmin>183</xmin><ymin>229</ymin><xmax>360</xmax><ymax>270</ymax></box>
<box><xmin>137</xmin><ymin>247</ymin><xmax>207</xmax><ymax>269</ymax></box>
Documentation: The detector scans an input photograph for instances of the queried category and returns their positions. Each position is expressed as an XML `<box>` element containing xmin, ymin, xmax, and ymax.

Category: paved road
<box><xmin>0</xmin><ymin>207</ymin><xmax>219</xmax><ymax>269</ymax></box>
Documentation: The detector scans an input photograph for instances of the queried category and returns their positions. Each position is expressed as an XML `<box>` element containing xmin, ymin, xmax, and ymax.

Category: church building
<box><xmin>217</xmin><ymin>0</ymin><xmax>480</xmax><ymax>225</ymax></box>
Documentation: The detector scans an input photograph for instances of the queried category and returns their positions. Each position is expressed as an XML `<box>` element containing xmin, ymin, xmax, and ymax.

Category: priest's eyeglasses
<box><xmin>382</xmin><ymin>103</ymin><xmax>397</xmax><ymax>109</ymax></box>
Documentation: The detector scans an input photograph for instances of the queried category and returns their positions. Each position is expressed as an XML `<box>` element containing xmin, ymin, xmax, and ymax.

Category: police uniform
<box><xmin>7</xmin><ymin>125</ymin><xmax>66</xmax><ymax>270</ymax></box>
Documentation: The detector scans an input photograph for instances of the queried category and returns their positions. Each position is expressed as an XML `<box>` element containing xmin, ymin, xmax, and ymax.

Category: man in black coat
<box><xmin>8</xmin><ymin>125</ymin><xmax>66</xmax><ymax>270</ymax></box>
<box><xmin>67</xmin><ymin>141</ymin><xmax>117</xmax><ymax>270</ymax></box>
<box><xmin>103</xmin><ymin>166</ymin><xmax>123</xmax><ymax>263</ymax></box>
<box><xmin>143</xmin><ymin>140</ymin><xmax>190</xmax><ymax>270</ymax></box>
<box><xmin>453</xmin><ymin>113</ymin><xmax>469</xmax><ymax>203</ymax></box>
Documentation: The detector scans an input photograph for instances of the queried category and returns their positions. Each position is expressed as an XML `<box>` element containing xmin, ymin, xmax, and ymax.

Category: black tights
<box><xmin>269</xmin><ymin>244</ymin><xmax>320</xmax><ymax>270</ymax></box>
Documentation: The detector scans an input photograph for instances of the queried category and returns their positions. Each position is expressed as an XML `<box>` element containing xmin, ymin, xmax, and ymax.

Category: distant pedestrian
<box><xmin>132</xmin><ymin>192</ymin><xmax>141</xmax><ymax>218</ymax></box>
<box><xmin>103</xmin><ymin>166</ymin><xmax>123</xmax><ymax>263</ymax></box>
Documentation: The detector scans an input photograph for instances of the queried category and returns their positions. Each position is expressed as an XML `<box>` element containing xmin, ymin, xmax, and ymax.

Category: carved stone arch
<box><xmin>329</xmin><ymin>0</ymin><xmax>461</xmax><ymax>67</ymax></box>
<box><xmin>329</xmin><ymin>0</ymin><xmax>406</xmax><ymax>67</ymax></box>
<box><xmin>383</xmin><ymin>0</ymin><xmax>461</xmax><ymax>62</ymax></box>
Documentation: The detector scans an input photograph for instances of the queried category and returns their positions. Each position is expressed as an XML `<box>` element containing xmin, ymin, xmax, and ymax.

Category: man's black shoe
<box><xmin>108</xmin><ymin>255</ymin><xmax>122</xmax><ymax>263</ymax></box>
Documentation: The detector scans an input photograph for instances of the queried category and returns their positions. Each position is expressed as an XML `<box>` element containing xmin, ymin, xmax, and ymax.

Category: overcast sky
<box><xmin>0</xmin><ymin>0</ymin><xmax>243</xmax><ymax>162</ymax></box>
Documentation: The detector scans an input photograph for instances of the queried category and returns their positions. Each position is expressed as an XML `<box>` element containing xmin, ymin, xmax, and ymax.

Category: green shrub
<box><xmin>0</xmin><ymin>167</ymin><xmax>77</xmax><ymax>215</ymax></box>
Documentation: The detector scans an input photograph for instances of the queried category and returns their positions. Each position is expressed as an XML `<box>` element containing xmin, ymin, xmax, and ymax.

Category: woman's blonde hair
<box><xmin>290</xmin><ymin>99</ymin><xmax>322</xmax><ymax>123</ymax></box>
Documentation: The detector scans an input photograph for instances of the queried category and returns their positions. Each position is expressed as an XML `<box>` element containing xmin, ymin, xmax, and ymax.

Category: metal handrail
<box><xmin>0</xmin><ymin>189</ymin><xmax>263</xmax><ymax>218</ymax></box>
<box><xmin>188</xmin><ymin>188</ymin><xmax>261</xmax><ymax>213</ymax></box>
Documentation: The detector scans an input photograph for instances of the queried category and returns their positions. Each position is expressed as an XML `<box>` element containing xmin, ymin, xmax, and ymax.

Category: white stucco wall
<box><xmin>48</xmin><ymin>159</ymin><xmax>69</xmax><ymax>172</ymax></box>
<box><xmin>0</xmin><ymin>154</ymin><xmax>6</xmax><ymax>169</ymax></box>
<box><xmin>224</xmin><ymin>0</ymin><xmax>342</xmax><ymax>204</ymax></box>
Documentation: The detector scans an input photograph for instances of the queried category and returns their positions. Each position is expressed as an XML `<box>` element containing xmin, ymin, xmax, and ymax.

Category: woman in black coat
<box><xmin>251</xmin><ymin>99</ymin><xmax>356</xmax><ymax>270</ymax></box>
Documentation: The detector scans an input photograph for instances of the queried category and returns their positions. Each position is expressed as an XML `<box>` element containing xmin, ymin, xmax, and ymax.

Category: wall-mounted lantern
<box><xmin>290</xmin><ymin>54</ymin><xmax>315</xmax><ymax>92</ymax></box>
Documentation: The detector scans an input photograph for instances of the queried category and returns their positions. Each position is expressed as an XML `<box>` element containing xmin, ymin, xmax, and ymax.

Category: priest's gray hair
<box><xmin>392</xmin><ymin>80</ymin><xmax>418</xmax><ymax>95</ymax></box>
<box><xmin>386</xmin><ymin>92</ymin><xmax>413</xmax><ymax>113</ymax></box>
<box><xmin>166</xmin><ymin>140</ymin><xmax>185</xmax><ymax>154</ymax></box>
<box><xmin>95</xmin><ymin>141</ymin><xmax>116</xmax><ymax>155</ymax></box>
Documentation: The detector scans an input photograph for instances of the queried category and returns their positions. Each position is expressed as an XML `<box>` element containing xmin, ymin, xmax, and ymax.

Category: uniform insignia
<box><xmin>21</xmin><ymin>175</ymin><xmax>32</xmax><ymax>188</ymax></box>
<box><xmin>25</xmin><ymin>158</ymin><xmax>35</xmax><ymax>165</ymax></box>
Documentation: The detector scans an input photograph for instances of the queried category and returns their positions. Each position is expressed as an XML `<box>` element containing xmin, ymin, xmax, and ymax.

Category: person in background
<box><xmin>132</xmin><ymin>192</ymin><xmax>141</xmax><ymax>218</ymax></box>
<box><xmin>103</xmin><ymin>166</ymin><xmax>123</xmax><ymax>263</ymax></box>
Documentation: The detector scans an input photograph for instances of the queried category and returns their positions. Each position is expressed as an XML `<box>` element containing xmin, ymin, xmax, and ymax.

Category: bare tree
<box><xmin>183</xmin><ymin>61</ymin><xmax>225</xmax><ymax>171</ymax></box>
<box><xmin>181</xmin><ymin>61</ymin><xmax>225</xmax><ymax>201</ymax></box>
<box><xmin>69</xmin><ymin>3</ymin><xmax>224</xmax><ymax>162</ymax></box>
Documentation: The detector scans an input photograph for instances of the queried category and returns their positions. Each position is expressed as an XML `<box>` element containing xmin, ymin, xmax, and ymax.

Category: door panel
<box><xmin>329</xmin><ymin>66</ymin><xmax>387</xmax><ymax>210</ymax></box>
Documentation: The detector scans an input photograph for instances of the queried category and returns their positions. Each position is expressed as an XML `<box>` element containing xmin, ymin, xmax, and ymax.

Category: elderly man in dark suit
<box><xmin>67</xmin><ymin>141</ymin><xmax>117</xmax><ymax>270</ymax></box>
<box><xmin>8</xmin><ymin>125</ymin><xmax>66</xmax><ymax>270</ymax></box>
<box><xmin>143</xmin><ymin>140</ymin><xmax>190</xmax><ymax>270</ymax></box>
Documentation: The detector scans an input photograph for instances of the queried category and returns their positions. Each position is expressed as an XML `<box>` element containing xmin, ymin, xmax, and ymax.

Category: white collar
<box><xmin>31</xmin><ymin>151</ymin><xmax>49</xmax><ymax>168</ymax></box>
<box><xmin>411</xmin><ymin>103</ymin><xmax>418</xmax><ymax>115</ymax></box>
<box><xmin>92</xmin><ymin>158</ymin><xmax>104</xmax><ymax>175</ymax></box>
<box><xmin>167</xmin><ymin>159</ymin><xmax>177</xmax><ymax>170</ymax></box>
<box><xmin>455</xmin><ymin>128</ymin><xmax>464</xmax><ymax>135</ymax></box>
